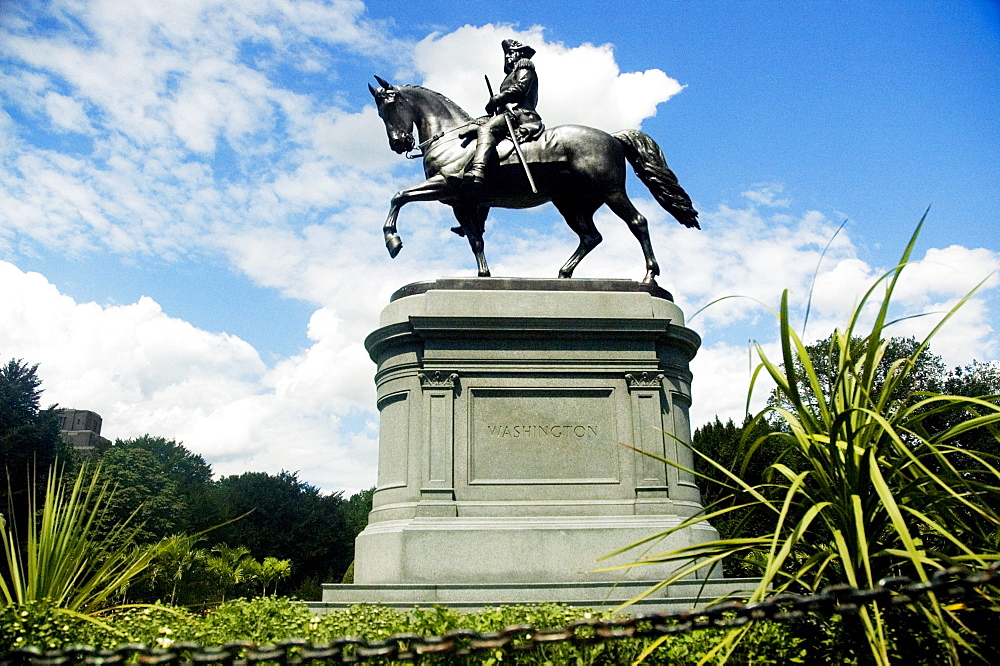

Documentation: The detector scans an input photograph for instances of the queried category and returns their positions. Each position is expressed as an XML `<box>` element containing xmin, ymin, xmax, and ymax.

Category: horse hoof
<box><xmin>386</xmin><ymin>235</ymin><xmax>403</xmax><ymax>258</ymax></box>
<box><xmin>642</xmin><ymin>274</ymin><xmax>658</xmax><ymax>286</ymax></box>
<box><xmin>478</xmin><ymin>270</ymin><xmax>491</xmax><ymax>277</ymax></box>
<box><xmin>558</xmin><ymin>271</ymin><xmax>572</xmax><ymax>279</ymax></box>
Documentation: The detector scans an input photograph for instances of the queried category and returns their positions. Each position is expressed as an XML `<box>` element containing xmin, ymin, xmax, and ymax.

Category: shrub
<box><xmin>608</xmin><ymin>219</ymin><xmax>1000</xmax><ymax>664</ymax></box>
<box><xmin>0</xmin><ymin>464</ymin><xmax>166</xmax><ymax>614</ymax></box>
<box><xmin>0</xmin><ymin>597</ymin><xmax>806</xmax><ymax>664</ymax></box>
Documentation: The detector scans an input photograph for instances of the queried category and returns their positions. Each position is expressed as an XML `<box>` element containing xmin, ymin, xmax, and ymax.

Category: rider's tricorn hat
<box><xmin>501</xmin><ymin>39</ymin><xmax>536</xmax><ymax>59</ymax></box>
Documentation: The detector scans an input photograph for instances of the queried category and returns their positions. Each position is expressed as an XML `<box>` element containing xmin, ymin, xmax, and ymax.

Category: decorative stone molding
<box><xmin>625</xmin><ymin>371</ymin><xmax>664</xmax><ymax>391</ymax></box>
<box><xmin>418</xmin><ymin>371</ymin><xmax>459</xmax><ymax>390</ymax></box>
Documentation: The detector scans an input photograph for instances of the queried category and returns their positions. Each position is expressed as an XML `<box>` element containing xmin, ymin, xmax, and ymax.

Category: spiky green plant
<box><xmin>607</xmin><ymin>219</ymin><xmax>1000</xmax><ymax>664</ymax></box>
<box><xmin>0</xmin><ymin>463</ymin><xmax>160</xmax><ymax>617</ymax></box>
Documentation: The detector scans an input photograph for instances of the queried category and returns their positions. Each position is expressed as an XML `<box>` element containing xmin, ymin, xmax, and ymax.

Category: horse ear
<box><xmin>374</xmin><ymin>75</ymin><xmax>393</xmax><ymax>90</ymax></box>
<box><xmin>368</xmin><ymin>83</ymin><xmax>379</xmax><ymax>98</ymax></box>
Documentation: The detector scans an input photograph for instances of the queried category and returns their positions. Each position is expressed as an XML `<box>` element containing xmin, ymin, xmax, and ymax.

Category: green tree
<box><xmin>769</xmin><ymin>337</ymin><xmax>1000</xmax><ymax>473</ymax></box>
<box><xmin>691</xmin><ymin>417</ymin><xmax>783</xmax><ymax>576</ymax></box>
<box><xmin>937</xmin><ymin>361</ymin><xmax>1000</xmax><ymax>459</ymax></box>
<box><xmin>0</xmin><ymin>359</ymin><xmax>70</xmax><ymax>535</ymax></box>
<box><xmin>767</xmin><ymin>334</ymin><xmax>946</xmax><ymax>424</ymax></box>
<box><xmin>343</xmin><ymin>487</ymin><xmax>374</xmax><ymax>543</ymax></box>
<box><xmin>112</xmin><ymin>435</ymin><xmax>217</xmax><ymax>531</ymax></box>
<box><xmin>95</xmin><ymin>447</ymin><xmax>184</xmax><ymax>545</ymax></box>
<box><xmin>0</xmin><ymin>358</ymin><xmax>68</xmax><ymax>469</ymax></box>
<box><xmin>92</xmin><ymin>436</ymin><xmax>218</xmax><ymax>545</ymax></box>
<box><xmin>208</xmin><ymin>471</ymin><xmax>351</xmax><ymax>595</ymax></box>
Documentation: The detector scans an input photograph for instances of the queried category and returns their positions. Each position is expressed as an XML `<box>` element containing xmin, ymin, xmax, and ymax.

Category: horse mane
<box><xmin>399</xmin><ymin>85</ymin><xmax>473</xmax><ymax>122</ymax></box>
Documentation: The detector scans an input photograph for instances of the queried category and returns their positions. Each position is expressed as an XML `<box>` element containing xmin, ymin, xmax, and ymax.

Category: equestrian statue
<box><xmin>369</xmin><ymin>39</ymin><xmax>699</xmax><ymax>285</ymax></box>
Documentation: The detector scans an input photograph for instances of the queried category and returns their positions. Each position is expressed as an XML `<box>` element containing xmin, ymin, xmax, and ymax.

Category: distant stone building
<box><xmin>56</xmin><ymin>409</ymin><xmax>110</xmax><ymax>453</ymax></box>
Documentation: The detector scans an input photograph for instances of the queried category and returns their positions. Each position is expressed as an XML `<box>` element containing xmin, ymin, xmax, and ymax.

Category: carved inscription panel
<box><xmin>468</xmin><ymin>388</ymin><xmax>618</xmax><ymax>484</ymax></box>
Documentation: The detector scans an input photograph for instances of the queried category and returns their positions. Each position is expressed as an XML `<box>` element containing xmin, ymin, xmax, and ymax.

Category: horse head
<box><xmin>369</xmin><ymin>76</ymin><xmax>416</xmax><ymax>154</ymax></box>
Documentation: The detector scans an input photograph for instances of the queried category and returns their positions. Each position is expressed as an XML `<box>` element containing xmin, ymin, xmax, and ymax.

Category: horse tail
<box><xmin>613</xmin><ymin>129</ymin><xmax>700</xmax><ymax>229</ymax></box>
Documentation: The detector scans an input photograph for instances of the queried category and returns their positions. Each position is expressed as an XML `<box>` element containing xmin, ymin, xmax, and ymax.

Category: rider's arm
<box><xmin>490</xmin><ymin>62</ymin><xmax>535</xmax><ymax>109</ymax></box>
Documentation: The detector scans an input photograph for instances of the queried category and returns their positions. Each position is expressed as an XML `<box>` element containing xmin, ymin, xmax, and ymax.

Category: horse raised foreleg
<box><xmin>605</xmin><ymin>191</ymin><xmax>660</xmax><ymax>284</ymax></box>
<box><xmin>383</xmin><ymin>175</ymin><xmax>450</xmax><ymax>258</ymax></box>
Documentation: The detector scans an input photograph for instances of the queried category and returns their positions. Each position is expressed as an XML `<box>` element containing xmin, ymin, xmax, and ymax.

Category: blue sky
<box><xmin>1</xmin><ymin>0</ymin><xmax>998</xmax><ymax>491</ymax></box>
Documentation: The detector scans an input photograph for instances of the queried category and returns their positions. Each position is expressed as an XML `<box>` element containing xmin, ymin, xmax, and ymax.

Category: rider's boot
<box><xmin>465</xmin><ymin>126</ymin><xmax>498</xmax><ymax>190</ymax></box>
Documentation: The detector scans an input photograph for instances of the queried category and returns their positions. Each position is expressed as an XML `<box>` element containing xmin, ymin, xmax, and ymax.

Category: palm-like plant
<box><xmin>205</xmin><ymin>544</ymin><xmax>254</xmax><ymax>601</ymax></box>
<box><xmin>247</xmin><ymin>556</ymin><xmax>292</xmax><ymax>596</ymax></box>
<box><xmin>0</xmin><ymin>464</ymin><xmax>161</xmax><ymax>616</ymax></box>
<box><xmin>609</xmin><ymin>220</ymin><xmax>1000</xmax><ymax>664</ymax></box>
<box><xmin>145</xmin><ymin>533</ymin><xmax>205</xmax><ymax>605</ymax></box>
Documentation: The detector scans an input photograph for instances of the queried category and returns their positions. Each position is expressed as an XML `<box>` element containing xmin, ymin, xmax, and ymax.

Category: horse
<box><xmin>368</xmin><ymin>75</ymin><xmax>699</xmax><ymax>285</ymax></box>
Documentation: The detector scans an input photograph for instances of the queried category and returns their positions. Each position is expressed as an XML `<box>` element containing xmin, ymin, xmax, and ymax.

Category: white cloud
<box><xmin>741</xmin><ymin>183</ymin><xmax>791</xmax><ymax>208</ymax></box>
<box><xmin>0</xmin><ymin>0</ymin><xmax>407</xmax><ymax>260</ymax></box>
<box><xmin>1</xmin><ymin>4</ymin><xmax>997</xmax><ymax>495</ymax></box>
<box><xmin>412</xmin><ymin>24</ymin><xmax>684</xmax><ymax>130</ymax></box>
<box><xmin>314</xmin><ymin>106</ymin><xmax>402</xmax><ymax>173</ymax></box>
<box><xmin>689</xmin><ymin>340</ymin><xmax>775</xmax><ymax>428</ymax></box>
<box><xmin>43</xmin><ymin>92</ymin><xmax>92</xmax><ymax>133</ymax></box>
<box><xmin>0</xmin><ymin>261</ymin><xmax>377</xmax><ymax>492</ymax></box>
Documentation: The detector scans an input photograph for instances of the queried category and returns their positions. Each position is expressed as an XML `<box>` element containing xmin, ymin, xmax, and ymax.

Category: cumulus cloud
<box><xmin>0</xmin><ymin>0</ymin><xmax>408</xmax><ymax>260</ymax></box>
<box><xmin>0</xmin><ymin>261</ymin><xmax>377</xmax><ymax>492</ymax></box>
<box><xmin>741</xmin><ymin>183</ymin><xmax>791</xmax><ymax>208</ymax></box>
<box><xmin>413</xmin><ymin>24</ymin><xmax>684</xmax><ymax>130</ymax></box>
<box><xmin>464</xmin><ymin>193</ymin><xmax>1000</xmax><ymax>384</ymax></box>
<box><xmin>1</xmin><ymin>3</ymin><xmax>997</xmax><ymax>494</ymax></box>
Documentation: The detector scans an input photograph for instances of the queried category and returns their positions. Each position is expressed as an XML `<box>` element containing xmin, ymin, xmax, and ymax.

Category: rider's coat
<box><xmin>491</xmin><ymin>58</ymin><xmax>544</xmax><ymax>141</ymax></box>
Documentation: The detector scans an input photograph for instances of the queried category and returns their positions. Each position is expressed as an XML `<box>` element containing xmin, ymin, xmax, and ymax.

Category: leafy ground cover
<box><xmin>6</xmin><ymin>593</ymin><xmax>996</xmax><ymax>664</ymax></box>
<box><xmin>1</xmin><ymin>596</ymin><xmax>806</xmax><ymax>664</ymax></box>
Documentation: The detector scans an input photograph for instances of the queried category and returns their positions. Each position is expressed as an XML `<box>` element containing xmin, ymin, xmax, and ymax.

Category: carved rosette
<box><xmin>625</xmin><ymin>371</ymin><xmax>664</xmax><ymax>391</ymax></box>
<box><xmin>418</xmin><ymin>371</ymin><xmax>459</xmax><ymax>390</ymax></box>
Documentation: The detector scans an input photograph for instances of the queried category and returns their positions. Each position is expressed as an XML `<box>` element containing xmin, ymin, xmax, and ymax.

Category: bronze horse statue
<box><xmin>369</xmin><ymin>76</ymin><xmax>699</xmax><ymax>285</ymax></box>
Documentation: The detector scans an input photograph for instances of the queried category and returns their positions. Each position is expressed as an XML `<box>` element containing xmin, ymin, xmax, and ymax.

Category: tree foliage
<box><xmin>0</xmin><ymin>359</ymin><xmax>68</xmax><ymax>527</ymax></box>
<box><xmin>94</xmin><ymin>436</ymin><xmax>217</xmax><ymax>545</ymax></box>
<box><xmin>208</xmin><ymin>471</ymin><xmax>354</xmax><ymax>595</ymax></box>
<box><xmin>767</xmin><ymin>334</ymin><xmax>947</xmax><ymax>425</ymax></box>
<box><xmin>691</xmin><ymin>417</ymin><xmax>783</xmax><ymax>576</ymax></box>
<box><xmin>0</xmin><ymin>358</ymin><xmax>375</xmax><ymax>605</ymax></box>
<box><xmin>0</xmin><ymin>464</ymin><xmax>164</xmax><ymax>615</ymax></box>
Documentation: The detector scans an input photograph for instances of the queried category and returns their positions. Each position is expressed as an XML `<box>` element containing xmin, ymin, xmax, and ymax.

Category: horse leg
<box><xmin>453</xmin><ymin>204</ymin><xmax>491</xmax><ymax>276</ymax></box>
<box><xmin>605</xmin><ymin>191</ymin><xmax>660</xmax><ymax>284</ymax></box>
<box><xmin>553</xmin><ymin>198</ymin><xmax>602</xmax><ymax>278</ymax></box>
<box><xmin>384</xmin><ymin>175</ymin><xmax>450</xmax><ymax>257</ymax></box>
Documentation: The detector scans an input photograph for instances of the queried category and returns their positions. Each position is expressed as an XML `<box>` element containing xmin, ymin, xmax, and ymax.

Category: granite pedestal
<box><xmin>313</xmin><ymin>279</ymin><xmax>752</xmax><ymax>612</ymax></box>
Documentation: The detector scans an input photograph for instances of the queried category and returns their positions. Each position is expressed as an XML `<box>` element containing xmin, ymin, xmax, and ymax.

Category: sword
<box><xmin>485</xmin><ymin>75</ymin><xmax>538</xmax><ymax>194</ymax></box>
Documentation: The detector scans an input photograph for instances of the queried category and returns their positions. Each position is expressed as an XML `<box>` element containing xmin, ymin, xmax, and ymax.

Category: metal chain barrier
<box><xmin>3</xmin><ymin>564</ymin><xmax>997</xmax><ymax>665</ymax></box>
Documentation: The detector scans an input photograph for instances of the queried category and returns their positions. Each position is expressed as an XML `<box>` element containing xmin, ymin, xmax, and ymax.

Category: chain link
<box><xmin>3</xmin><ymin>564</ymin><xmax>997</xmax><ymax>665</ymax></box>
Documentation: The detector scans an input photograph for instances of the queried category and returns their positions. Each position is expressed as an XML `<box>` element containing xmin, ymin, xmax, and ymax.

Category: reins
<box><xmin>405</xmin><ymin>121</ymin><xmax>479</xmax><ymax>159</ymax></box>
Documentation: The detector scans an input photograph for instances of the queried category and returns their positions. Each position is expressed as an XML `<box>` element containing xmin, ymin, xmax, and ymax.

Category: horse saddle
<box><xmin>438</xmin><ymin>129</ymin><xmax>567</xmax><ymax>189</ymax></box>
<box><xmin>495</xmin><ymin>139</ymin><xmax>517</xmax><ymax>163</ymax></box>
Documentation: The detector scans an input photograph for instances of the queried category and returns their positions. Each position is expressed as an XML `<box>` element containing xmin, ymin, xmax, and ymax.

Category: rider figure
<box><xmin>465</xmin><ymin>39</ymin><xmax>544</xmax><ymax>188</ymax></box>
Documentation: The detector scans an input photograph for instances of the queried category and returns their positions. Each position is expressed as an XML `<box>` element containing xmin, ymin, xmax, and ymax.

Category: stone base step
<box><xmin>307</xmin><ymin>578</ymin><xmax>760</xmax><ymax>614</ymax></box>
